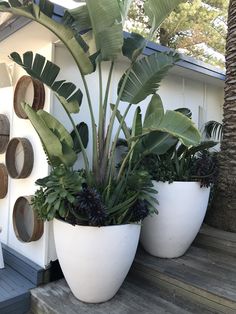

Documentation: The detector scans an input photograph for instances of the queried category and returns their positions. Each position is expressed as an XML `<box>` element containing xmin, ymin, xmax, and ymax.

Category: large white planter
<box><xmin>140</xmin><ymin>181</ymin><xmax>210</xmax><ymax>258</ymax></box>
<box><xmin>53</xmin><ymin>219</ymin><xmax>140</xmax><ymax>303</ymax></box>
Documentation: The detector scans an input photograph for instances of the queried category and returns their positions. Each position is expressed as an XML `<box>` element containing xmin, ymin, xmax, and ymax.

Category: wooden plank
<box><xmin>186</xmin><ymin>246</ymin><xmax>236</xmax><ymax>269</ymax></box>
<box><xmin>131</xmin><ymin>266</ymin><xmax>234</xmax><ymax>314</ymax></box>
<box><xmin>0</xmin><ymin>266</ymin><xmax>33</xmax><ymax>314</ymax></box>
<box><xmin>0</xmin><ymin>266</ymin><xmax>34</xmax><ymax>303</ymax></box>
<box><xmin>30</xmin><ymin>278</ymin><xmax>194</xmax><ymax>314</ymax></box>
<box><xmin>0</xmin><ymin>293</ymin><xmax>30</xmax><ymax>314</ymax></box>
<box><xmin>134</xmin><ymin>248</ymin><xmax>236</xmax><ymax>312</ymax></box>
<box><xmin>194</xmin><ymin>235</ymin><xmax>236</xmax><ymax>257</ymax></box>
<box><xmin>2</xmin><ymin>245</ymin><xmax>45</xmax><ymax>285</ymax></box>
<box><xmin>200</xmin><ymin>224</ymin><xmax>236</xmax><ymax>243</ymax></box>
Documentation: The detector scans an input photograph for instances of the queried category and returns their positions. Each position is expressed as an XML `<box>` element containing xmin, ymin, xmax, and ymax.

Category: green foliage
<box><xmin>204</xmin><ymin>120</ymin><xmax>222</xmax><ymax>141</ymax></box>
<box><xmin>0</xmin><ymin>0</ymin><xmax>94</xmax><ymax>74</ymax></box>
<box><xmin>32</xmin><ymin>166</ymin><xmax>85</xmax><ymax>221</ymax></box>
<box><xmin>141</xmin><ymin>139</ymin><xmax>218</xmax><ymax>187</ymax></box>
<box><xmin>119</xmin><ymin>51</ymin><xmax>180</xmax><ymax>104</ymax></box>
<box><xmin>2</xmin><ymin>0</ymin><xmax>203</xmax><ymax>226</ymax></box>
<box><xmin>22</xmin><ymin>103</ymin><xmax>77</xmax><ymax>167</ymax></box>
<box><xmin>33</xmin><ymin>166</ymin><xmax>157</xmax><ymax>226</ymax></box>
<box><xmin>127</xmin><ymin>0</ymin><xmax>228</xmax><ymax>68</ymax></box>
<box><xmin>10</xmin><ymin>52</ymin><xmax>83</xmax><ymax>113</ymax></box>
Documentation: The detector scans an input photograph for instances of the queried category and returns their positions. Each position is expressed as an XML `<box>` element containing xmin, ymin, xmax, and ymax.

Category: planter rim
<box><xmin>152</xmin><ymin>180</ymin><xmax>208</xmax><ymax>185</ymax></box>
<box><xmin>54</xmin><ymin>218</ymin><xmax>141</xmax><ymax>229</ymax></box>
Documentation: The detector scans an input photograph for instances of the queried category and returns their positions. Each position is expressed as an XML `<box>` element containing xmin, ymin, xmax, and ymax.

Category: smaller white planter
<box><xmin>140</xmin><ymin>181</ymin><xmax>210</xmax><ymax>258</ymax></box>
<box><xmin>53</xmin><ymin>219</ymin><xmax>140</xmax><ymax>303</ymax></box>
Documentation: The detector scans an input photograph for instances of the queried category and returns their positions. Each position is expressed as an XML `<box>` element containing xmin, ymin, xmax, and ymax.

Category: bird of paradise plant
<box><xmin>0</xmin><ymin>0</ymin><xmax>201</xmax><ymax>225</ymax></box>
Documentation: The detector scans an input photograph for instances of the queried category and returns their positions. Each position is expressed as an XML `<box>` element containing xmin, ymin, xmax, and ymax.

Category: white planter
<box><xmin>53</xmin><ymin>219</ymin><xmax>140</xmax><ymax>303</ymax></box>
<box><xmin>140</xmin><ymin>181</ymin><xmax>210</xmax><ymax>258</ymax></box>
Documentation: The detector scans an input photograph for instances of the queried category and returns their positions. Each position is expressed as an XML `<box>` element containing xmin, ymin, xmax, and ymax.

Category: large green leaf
<box><xmin>63</xmin><ymin>5</ymin><xmax>91</xmax><ymax>34</ymax></box>
<box><xmin>10</xmin><ymin>52</ymin><xmax>82</xmax><ymax>114</ymax></box>
<box><xmin>0</xmin><ymin>0</ymin><xmax>93</xmax><ymax>75</ymax></box>
<box><xmin>144</xmin><ymin>94</ymin><xmax>164</xmax><ymax>124</ymax></box>
<box><xmin>118</xmin><ymin>51</ymin><xmax>180</xmax><ymax>104</ymax></box>
<box><xmin>122</xmin><ymin>33</ymin><xmax>146</xmax><ymax>61</ymax></box>
<box><xmin>204</xmin><ymin>120</ymin><xmax>222</xmax><ymax>141</ymax></box>
<box><xmin>86</xmin><ymin>0</ymin><xmax>123</xmax><ymax>61</ymax></box>
<box><xmin>144</xmin><ymin>0</ymin><xmax>185</xmax><ymax>33</ymax></box>
<box><xmin>131</xmin><ymin>107</ymin><xmax>142</xmax><ymax>138</ymax></box>
<box><xmin>140</xmin><ymin>131</ymin><xmax>179</xmax><ymax>155</ymax></box>
<box><xmin>186</xmin><ymin>141</ymin><xmax>217</xmax><ymax>156</ymax></box>
<box><xmin>139</xmin><ymin>94</ymin><xmax>177</xmax><ymax>155</ymax></box>
<box><xmin>22</xmin><ymin>103</ymin><xmax>77</xmax><ymax>167</ymax></box>
<box><xmin>70</xmin><ymin>122</ymin><xmax>89</xmax><ymax>153</ymax></box>
<box><xmin>117</xmin><ymin>0</ymin><xmax>133</xmax><ymax>24</ymax></box>
<box><xmin>142</xmin><ymin>110</ymin><xmax>201</xmax><ymax>147</ymax></box>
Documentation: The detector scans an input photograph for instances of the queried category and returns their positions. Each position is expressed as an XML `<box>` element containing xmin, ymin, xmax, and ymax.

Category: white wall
<box><xmin>0</xmin><ymin>23</ymin><xmax>224</xmax><ymax>267</ymax></box>
<box><xmin>0</xmin><ymin>23</ymin><xmax>57</xmax><ymax>267</ymax></box>
<box><xmin>54</xmin><ymin>45</ymin><xmax>224</xmax><ymax>143</ymax></box>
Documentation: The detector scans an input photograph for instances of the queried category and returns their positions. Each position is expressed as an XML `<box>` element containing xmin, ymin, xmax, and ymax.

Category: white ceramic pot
<box><xmin>53</xmin><ymin>219</ymin><xmax>140</xmax><ymax>303</ymax></box>
<box><xmin>140</xmin><ymin>181</ymin><xmax>210</xmax><ymax>258</ymax></box>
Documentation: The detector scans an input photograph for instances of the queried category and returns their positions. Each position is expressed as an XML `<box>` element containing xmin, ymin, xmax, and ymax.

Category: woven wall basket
<box><xmin>0</xmin><ymin>114</ymin><xmax>10</xmax><ymax>153</ymax></box>
<box><xmin>14</xmin><ymin>75</ymin><xmax>45</xmax><ymax>119</ymax></box>
<box><xmin>13</xmin><ymin>196</ymin><xmax>44</xmax><ymax>243</ymax></box>
<box><xmin>0</xmin><ymin>164</ymin><xmax>8</xmax><ymax>199</ymax></box>
<box><xmin>6</xmin><ymin>137</ymin><xmax>34</xmax><ymax>179</ymax></box>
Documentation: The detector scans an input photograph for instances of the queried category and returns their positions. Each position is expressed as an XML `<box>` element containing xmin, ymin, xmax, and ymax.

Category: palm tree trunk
<box><xmin>206</xmin><ymin>0</ymin><xmax>236</xmax><ymax>231</ymax></box>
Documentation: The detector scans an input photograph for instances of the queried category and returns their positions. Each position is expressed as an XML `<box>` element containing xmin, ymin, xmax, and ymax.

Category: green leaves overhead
<box><xmin>63</xmin><ymin>5</ymin><xmax>91</xmax><ymax>35</ymax></box>
<box><xmin>0</xmin><ymin>0</ymin><xmax>93</xmax><ymax>75</ymax></box>
<box><xmin>86</xmin><ymin>0</ymin><xmax>123</xmax><ymax>61</ymax></box>
<box><xmin>117</xmin><ymin>0</ymin><xmax>133</xmax><ymax>24</ymax></box>
<box><xmin>22</xmin><ymin>103</ymin><xmax>77</xmax><ymax>167</ymax></box>
<box><xmin>10</xmin><ymin>52</ymin><xmax>82</xmax><ymax>114</ymax></box>
<box><xmin>118</xmin><ymin>51</ymin><xmax>180</xmax><ymax>104</ymax></box>
<box><xmin>144</xmin><ymin>0</ymin><xmax>185</xmax><ymax>33</ymax></box>
<box><xmin>122</xmin><ymin>33</ymin><xmax>146</xmax><ymax>61</ymax></box>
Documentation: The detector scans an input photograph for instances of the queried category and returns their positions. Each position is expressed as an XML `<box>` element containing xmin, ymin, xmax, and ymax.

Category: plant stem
<box><xmin>60</xmin><ymin>101</ymin><xmax>90</xmax><ymax>181</ymax></box>
<box><xmin>98</xmin><ymin>62</ymin><xmax>104</xmax><ymax>164</ymax></box>
<box><xmin>81</xmin><ymin>74</ymin><xmax>98</xmax><ymax>176</ymax></box>
<box><xmin>106</xmin><ymin>103</ymin><xmax>131</xmax><ymax>183</ymax></box>
<box><xmin>101</xmin><ymin>66</ymin><xmax>132</xmax><ymax>184</ymax></box>
<box><xmin>117</xmin><ymin>140</ymin><xmax>138</xmax><ymax>181</ymax></box>
<box><xmin>103</xmin><ymin>61</ymin><xmax>114</xmax><ymax>129</ymax></box>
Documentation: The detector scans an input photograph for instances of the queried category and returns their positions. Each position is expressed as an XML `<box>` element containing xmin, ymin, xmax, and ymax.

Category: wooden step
<box><xmin>132</xmin><ymin>245</ymin><xmax>236</xmax><ymax>313</ymax></box>
<box><xmin>194</xmin><ymin>224</ymin><xmax>236</xmax><ymax>257</ymax></box>
<box><xmin>30</xmin><ymin>275</ymin><xmax>202</xmax><ymax>314</ymax></box>
<box><xmin>0</xmin><ymin>265</ymin><xmax>34</xmax><ymax>314</ymax></box>
<box><xmin>0</xmin><ymin>245</ymin><xmax>49</xmax><ymax>314</ymax></box>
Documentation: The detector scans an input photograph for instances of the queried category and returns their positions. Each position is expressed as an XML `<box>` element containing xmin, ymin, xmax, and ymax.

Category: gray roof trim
<box><xmin>0</xmin><ymin>16</ymin><xmax>30</xmax><ymax>42</ymax></box>
<box><xmin>0</xmin><ymin>6</ymin><xmax>226</xmax><ymax>81</ymax></box>
<box><xmin>144</xmin><ymin>41</ymin><xmax>225</xmax><ymax>81</ymax></box>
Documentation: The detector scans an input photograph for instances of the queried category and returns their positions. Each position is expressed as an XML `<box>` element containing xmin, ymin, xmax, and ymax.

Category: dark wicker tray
<box><xmin>13</xmin><ymin>196</ymin><xmax>44</xmax><ymax>243</ymax></box>
<box><xmin>14</xmin><ymin>75</ymin><xmax>45</xmax><ymax>119</ymax></box>
<box><xmin>6</xmin><ymin>137</ymin><xmax>34</xmax><ymax>179</ymax></box>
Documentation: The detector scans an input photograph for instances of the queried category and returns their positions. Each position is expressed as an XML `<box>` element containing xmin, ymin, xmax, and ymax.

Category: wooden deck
<box><xmin>0</xmin><ymin>245</ymin><xmax>48</xmax><ymax>314</ymax></box>
<box><xmin>1</xmin><ymin>225</ymin><xmax>235</xmax><ymax>313</ymax></box>
<box><xmin>30</xmin><ymin>226</ymin><xmax>236</xmax><ymax>314</ymax></box>
<box><xmin>30</xmin><ymin>276</ymin><xmax>197</xmax><ymax>314</ymax></box>
<box><xmin>133</xmin><ymin>245</ymin><xmax>236</xmax><ymax>313</ymax></box>
<box><xmin>0</xmin><ymin>265</ymin><xmax>34</xmax><ymax>314</ymax></box>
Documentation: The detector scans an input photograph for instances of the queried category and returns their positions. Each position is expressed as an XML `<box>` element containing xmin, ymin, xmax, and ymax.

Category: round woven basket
<box><xmin>14</xmin><ymin>75</ymin><xmax>45</xmax><ymax>119</ymax></box>
<box><xmin>13</xmin><ymin>196</ymin><xmax>44</xmax><ymax>243</ymax></box>
<box><xmin>0</xmin><ymin>164</ymin><xmax>8</xmax><ymax>199</ymax></box>
<box><xmin>6</xmin><ymin>137</ymin><xmax>34</xmax><ymax>179</ymax></box>
<box><xmin>0</xmin><ymin>114</ymin><xmax>10</xmax><ymax>153</ymax></box>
